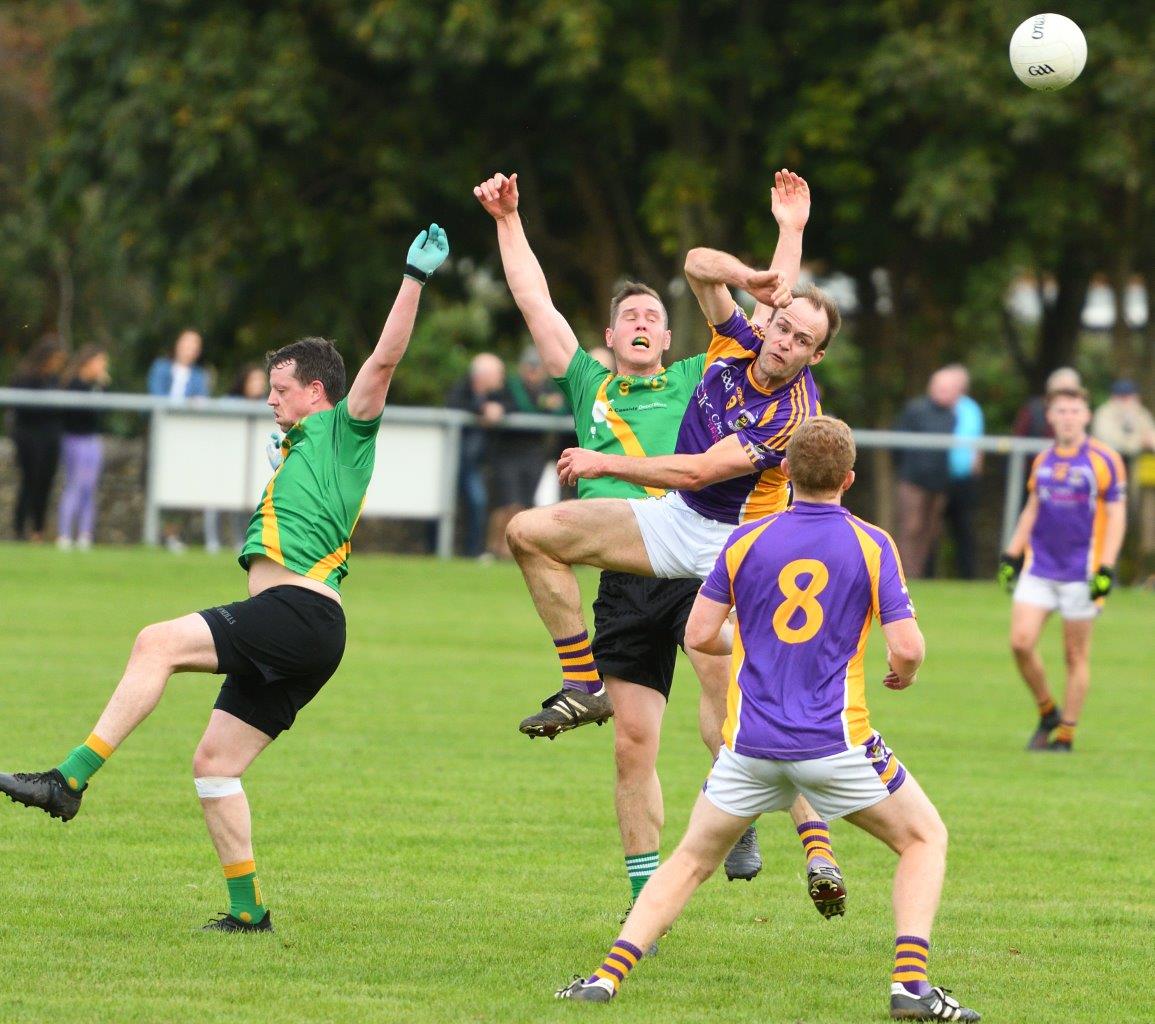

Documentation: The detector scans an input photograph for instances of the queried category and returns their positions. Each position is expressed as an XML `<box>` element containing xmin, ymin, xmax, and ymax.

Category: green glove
<box><xmin>404</xmin><ymin>223</ymin><xmax>450</xmax><ymax>283</ymax></box>
<box><xmin>997</xmin><ymin>552</ymin><xmax>1024</xmax><ymax>594</ymax></box>
<box><xmin>1089</xmin><ymin>564</ymin><xmax>1115</xmax><ymax>600</ymax></box>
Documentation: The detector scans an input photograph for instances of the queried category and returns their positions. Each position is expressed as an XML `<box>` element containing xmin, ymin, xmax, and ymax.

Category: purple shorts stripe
<box><xmin>886</xmin><ymin>765</ymin><xmax>907</xmax><ymax>794</ymax></box>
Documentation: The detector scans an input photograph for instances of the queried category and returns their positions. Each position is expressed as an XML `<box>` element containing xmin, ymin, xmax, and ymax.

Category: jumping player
<box><xmin>998</xmin><ymin>386</ymin><xmax>1126</xmax><ymax>752</ymax></box>
<box><xmin>474</xmin><ymin>170</ymin><xmax>845</xmax><ymax>914</ymax></box>
<box><xmin>556</xmin><ymin>416</ymin><xmax>981</xmax><ymax>1023</ymax></box>
<box><xmin>0</xmin><ymin>225</ymin><xmax>451</xmax><ymax>931</ymax></box>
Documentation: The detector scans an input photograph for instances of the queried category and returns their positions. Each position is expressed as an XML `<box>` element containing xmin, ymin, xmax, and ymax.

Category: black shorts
<box><xmin>591</xmin><ymin>571</ymin><xmax>702</xmax><ymax>700</ymax></box>
<box><xmin>199</xmin><ymin>585</ymin><xmax>347</xmax><ymax>739</ymax></box>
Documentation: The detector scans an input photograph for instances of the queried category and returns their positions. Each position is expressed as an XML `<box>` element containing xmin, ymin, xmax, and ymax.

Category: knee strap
<box><xmin>195</xmin><ymin>776</ymin><xmax>243</xmax><ymax>798</ymax></box>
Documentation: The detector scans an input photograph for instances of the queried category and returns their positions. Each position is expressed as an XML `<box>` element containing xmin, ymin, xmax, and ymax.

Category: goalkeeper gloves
<box><xmin>997</xmin><ymin>552</ymin><xmax>1024</xmax><ymax>594</ymax></box>
<box><xmin>404</xmin><ymin>223</ymin><xmax>450</xmax><ymax>284</ymax></box>
<box><xmin>1089</xmin><ymin>564</ymin><xmax>1115</xmax><ymax>600</ymax></box>
<box><xmin>267</xmin><ymin>431</ymin><xmax>285</xmax><ymax>470</ymax></box>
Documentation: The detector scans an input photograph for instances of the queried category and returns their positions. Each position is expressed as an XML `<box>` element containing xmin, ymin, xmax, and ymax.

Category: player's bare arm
<box><xmin>882</xmin><ymin>618</ymin><xmax>925</xmax><ymax>691</ymax></box>
<box><xmin>684</xmin><ymin>247</ymin><xmax>793</xmax><ymax>325</ymax></box>
<box><xmin>684</xmin><ymin>594</ymin><xmax>733</xmax><ymax>657</ymax></box>
<box><xmin>474</xmin><ymin>171</ymin><xmax>579</xmax><ymax>377</ymax></box>
<box><xmin>346</xmin><ymin>224</ymin><xmax>449</xmax><ymax>420</ymax></box>
<box><xmin>557</xmin><ymin>433</ymin><xmax>757</xmax><ymax>492</ymax></box>
<box><xmin>752</xmin><ymin>169</ymin><xmax>811</xmax><ymax>324</ymax></box>
<box><xmin>1101</xmin><ymin>498</ymin><xmax>1126</xmax><ymax>568</ymax></box>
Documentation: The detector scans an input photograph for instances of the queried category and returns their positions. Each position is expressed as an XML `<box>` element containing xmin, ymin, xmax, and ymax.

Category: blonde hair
<box><xmin>786</xmin><ymin>416</ymin><xmax>856</xmax><ymax>495</ymax></box>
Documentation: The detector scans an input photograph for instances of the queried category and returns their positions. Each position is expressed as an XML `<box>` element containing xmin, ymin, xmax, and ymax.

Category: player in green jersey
<box><xmin>474</xmin><ymin>172</ymin><xmax>847</xmax><ymax>919</ymax></box>
<box><xmin>0</xmin><ymin>225</ymin><xmax>450</xmax><ymax>931</ymax></box>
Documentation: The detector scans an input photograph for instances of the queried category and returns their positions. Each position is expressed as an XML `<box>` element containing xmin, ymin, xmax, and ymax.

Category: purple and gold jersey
<box><xmin>1026</xmin><ymin>439</ymin><xmax>1126</xmax><ymax>582</ymax></box>
<box><xmin>700</xmin><ymin>502</ymin><xmax>915</xmax><ymax>760</ymax></box>
<box><xmin>675</xmin><ymin>307</ymin><xmax>822</xmax><ymax>525</ymax></box>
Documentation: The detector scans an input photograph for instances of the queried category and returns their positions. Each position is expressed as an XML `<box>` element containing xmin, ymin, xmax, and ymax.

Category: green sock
<box><xmin>224</xmin><ymin>860</ymin><xmax>267</xmax><ymax>924</ymax></box>
<box><xmin>56</xmin><ymin>733</ymin><xmax>114</xmax><ymax>792</ymax></box>
<box><xmin>625</xmin><ymin>851</ymin><xmax>659</xmax><ymax>900</ymax></box>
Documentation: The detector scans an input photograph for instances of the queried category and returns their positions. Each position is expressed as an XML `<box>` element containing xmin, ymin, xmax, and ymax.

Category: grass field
<box><xmin>0</xmin><ymin>544</ymin><xmax>1152</xmax><ymax>1023</ymax></box>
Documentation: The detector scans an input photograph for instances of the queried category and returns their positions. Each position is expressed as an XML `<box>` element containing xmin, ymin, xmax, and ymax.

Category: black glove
<box><xmin>997</xmin><ymin>552</ymin><xmax>1024</xmax><ymax>594</ymax></box>
<box><xmin>1089</xmin><ymin>565</ymin><xmax>1115</xmax><ymax>600</ymax></box>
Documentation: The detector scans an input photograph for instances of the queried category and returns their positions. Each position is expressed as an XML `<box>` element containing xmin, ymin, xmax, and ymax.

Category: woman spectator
<box><xmin>56</xmin><ymin>346</ymin><xmax>111</xmax><ymax>550</ymax></box>
<box><xmin>9</xmin><ymin>335</ymin><xmax>68</xmax><ymax>542</ymax></box>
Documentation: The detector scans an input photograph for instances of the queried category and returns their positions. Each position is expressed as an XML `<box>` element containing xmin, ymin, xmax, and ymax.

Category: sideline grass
<box><xmin>0</xmin><ymin>544</ymin><xmax>1152</xmax><ymax>1023</ymax></box>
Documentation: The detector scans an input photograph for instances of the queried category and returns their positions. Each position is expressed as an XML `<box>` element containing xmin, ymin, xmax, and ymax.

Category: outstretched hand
<box><xmin>407</xmin><ymin>223</ymin><xmax>450</xmax><ymax>277</ymax></box>
<box><xmin>770</xmin><ymin>169</ymin><xmax>810</xmax><ymax>233</ymax></box>
<box><xmin>473</xmin><ymin>172</ymin><xmax>520</xmax><ymax>220</ymax></box>
<box><xmin>746</xmin><ymin>268</ymin><xmax>793</xmax><ymax>309</ymax></box>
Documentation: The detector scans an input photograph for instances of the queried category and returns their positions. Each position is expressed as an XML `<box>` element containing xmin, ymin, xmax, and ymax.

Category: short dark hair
<box><xmin>609</xmin><ymin>282</ymin><xmax>667</xmax><ymax>329</ymax></box>
<box><xmin>791</xmin><ymin>283</ymin><xmax>841</xmax><ymax>352</ymax></box>
<box><xmin>1045</xmin><ymin>386</ymin><xmax>1089</xmax><ymax>408</ymax></box>
<box><xmin>265</xmin><ymin>337</ymin><xmax>346</xmax><ymax>402</ymax></box>
<box><xmin>786</xmin><ymin>416</ymin><xmax>856</xmax><ymax>495</ymax></box>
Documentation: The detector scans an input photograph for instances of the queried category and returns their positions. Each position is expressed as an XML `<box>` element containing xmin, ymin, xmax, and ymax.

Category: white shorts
<box><xmin>1013</xmin><ymin>571</ymin><xmax>1099</xmax><ymax>621</ymax></box>
<box><xmin>628</xmin><ymin>491</ymin><xmax>736</xmax><ymax>579</ymax></box>
<box><xmin>703</xmin><ymin>735</ymin><xmax>908</xmax><ymax>821</ymax></box>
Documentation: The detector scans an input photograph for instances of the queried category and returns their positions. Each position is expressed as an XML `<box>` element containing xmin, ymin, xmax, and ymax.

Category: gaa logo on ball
<box><xmin>1009</xmin><ymin>13</ymin><xmax>1087</xmax><ymax>91</ymax></box>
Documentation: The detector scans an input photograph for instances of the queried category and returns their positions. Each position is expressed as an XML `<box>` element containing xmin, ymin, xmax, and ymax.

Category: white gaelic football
<box><xmin>1009</xmin><ymin>13</ymin><xmax>1087</xmax><ymax>91</ymax></box>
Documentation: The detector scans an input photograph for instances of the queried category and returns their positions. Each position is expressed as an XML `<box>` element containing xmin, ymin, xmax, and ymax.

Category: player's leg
<box><xmin>0</xmin><ymin>612</ymin><xmax>219</xmax><ymax>821</ymax></box>
<box><xmin>1009</xmin><ymin>596</ymin><xmax>1061</xmax><ymax>749</ymax></box>
<box><xmin>787</xmin><ymin>794</ymin><xmax>848</xmax><ymax>919</ymax></box>
<box><xmin>194</xmin><ymin>709</ymin><xmax>274</xmax><ymax>931</ymax></box>
<box><xmin>510</xmin><ymin>500</ymin><xmax>652</xmax><ymax>737</ymax></box>
<box><xmin>683</xmin><ymin>642</ymin><xmax>763</xmax><ymax>883</ymax></box>
<box><xmin>557</xmin><ymin>792</ymin><xmax>755</xmax><ymax>1002</ymax></box>
<box><xmin>605</xmin><ymin>678</ymin><xmax>666</xmax><ymax>905</ymax></box>
<box><xmin>833</xmin><ymin>752</ymin><xmax>979</xmax><ymax>1022</ymax></box>
<box><xmin>1052</xmin><ymin>616</ymin><xmax>1094</xmax><ymax>751</ymax></box>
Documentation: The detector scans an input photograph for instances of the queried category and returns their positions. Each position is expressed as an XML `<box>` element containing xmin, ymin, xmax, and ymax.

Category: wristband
<box><xmin>404</xmin><ymin>263</ymin><xmax>429</xmax><ymax>286</ymax></box>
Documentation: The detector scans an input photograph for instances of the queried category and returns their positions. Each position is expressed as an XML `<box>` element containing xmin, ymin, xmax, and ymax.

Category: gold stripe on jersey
<box><xmin>258</xmin><ymin>465</ymin><xmax>286</xmax><ymax>565</ymax></box>
<box><xmin>721</xmin><ymin>517</ymin><xmax>777</xmax><ymax>750</ymax></box>
<box><xmin>596</xmin><ymin>377</ymin><xmax>665</xmax><ymax>498</ymax></box>
<box><xmin>844</xmin><ymin>519</ymin><xmax>886</xmax><ymax>748</ymax></box>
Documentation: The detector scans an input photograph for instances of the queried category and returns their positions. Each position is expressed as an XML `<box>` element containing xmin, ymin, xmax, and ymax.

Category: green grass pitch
<box><xmin>0</xmin><ymin>544</ymin><xmax>1151</xmax><ymax>1023</ymax></box>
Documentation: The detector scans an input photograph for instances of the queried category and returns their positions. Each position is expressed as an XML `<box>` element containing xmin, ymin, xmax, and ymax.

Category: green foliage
<box><xmin>3</xmin><ymin>0</ymin><xmax>1154</xmax><ymax>410</ymax></box>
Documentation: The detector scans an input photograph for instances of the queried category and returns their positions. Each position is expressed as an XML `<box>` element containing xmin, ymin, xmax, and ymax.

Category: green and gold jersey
<box><xmin>239</xmin><ymin>397</ymin><xmax>380</xmax><ymax>591</ymax></box>
<box><xmin>555</xmin><ymin>347</ymin><xmax>707</xmax><ymax>500</ymax></box>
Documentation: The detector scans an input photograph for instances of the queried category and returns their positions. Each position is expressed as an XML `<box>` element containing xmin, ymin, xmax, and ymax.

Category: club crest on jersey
<box><xmin>728</xmin><ymin>409</ymin><xmax>755</xmax><ymax>431</ymax></box>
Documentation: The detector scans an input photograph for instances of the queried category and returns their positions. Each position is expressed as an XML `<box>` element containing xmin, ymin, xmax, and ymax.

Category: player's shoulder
<box><xmin>844</xmin><ymin>511</ymin><xmax>898</xmax><ymax>553</ymax></box>
<box><xmin>1086</xmin><ymin>437</ymin><xmax>1124</xmax><ymax>465</ymax></box>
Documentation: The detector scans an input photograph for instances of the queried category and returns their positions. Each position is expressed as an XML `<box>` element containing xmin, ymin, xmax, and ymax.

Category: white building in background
<box><xmin>1006</xmin><ymin>273</ymin><xmax>1149</xmax><ymax>330</ymax></box>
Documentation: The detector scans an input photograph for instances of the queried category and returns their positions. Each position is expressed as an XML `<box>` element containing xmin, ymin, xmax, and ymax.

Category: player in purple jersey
<box><xmin>477</xmin><ymin>169</ymin><xmax>847</xmax><ymax>912</ymax></box>
<box><xmin>556</xmin><ymin>417</ymin><xmax>980</xmax><ymax>1023</ymax></box>
<box><xmin>507</xmin><ymin>253</ymin><xmax>840</xmax><ymax>736</ymax></box>
<box><xmin>998</xmin><ymin>388</ymin><xmax>1126</xmax><ymax>752</ymax></box>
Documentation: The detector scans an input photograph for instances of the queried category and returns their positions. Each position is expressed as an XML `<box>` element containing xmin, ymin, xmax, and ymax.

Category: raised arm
<box><xmin>751</xmin><ymin>169</ymin><xmax>811</xmax><ymax>323</ymax></box>
<box><xmin>346</xmin><ymin>225</ymin><xmax>449</xmax><ymax>421</ymax></box>
<box><xmin>556</xmin><ymin>433</ymin><xmax>756</xmax><ymax>492</ymax></box>
<box><xmin>684</xmin><ymin>247</ymin><xmax>792</xmax><ymax>326</ymax></box>
<box><xmin>474</xmin><ymin>172</ymin><xmax>579</xmax><ymax>378</ymax></box>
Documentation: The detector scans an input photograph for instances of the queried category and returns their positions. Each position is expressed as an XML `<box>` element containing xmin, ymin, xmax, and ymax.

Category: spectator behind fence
<box><xmin>1091</xmin><ymin>379</ymin><xmax>1155</xmax><ymax>459</ymax></box>
<box><xmin>446</xmin><ymin>353</ymin><xmax>509</xmax><ymax>559</ymax></box>
<box><xmin>8</xmin><ymin>335</ymin><xmax>68</xmax><ymax>542</ymax></box>
<box><xmin>147</xmin><ymin>329</ymin><xmax>220</xmax><ymax>553</ymax></box>
<box><xmin>56</xmin><ymin>346</ymin><xmax>111</xmax><ymax>551</ymax></box>
<box><xmin>224</xmin><ymin>363</ymin><xmax>270</xmax><ymax>551</ymax></box>
<box><xmin>1092</xmin><ymin>379</ymin><xmax>1155</xmax><ymax>584</ymax></box>
<box><xmin>1013</xmin><ymin>366</ymin><xmax>1082</xmax><ymax>439</ymax></box>
<box><xmin>489</xmin><ymin>345</ymin><xmax>572</xmax><ymax>553</ymax></box>
<box><xmin>939</xmin><ymin>364</ymin><xmax>984</xmax><ymax>579</ymax></box>
<box><xmin>893</xmin><ymin>367</ymin><xmax>963</xmax><ymax>580</ymax></box>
